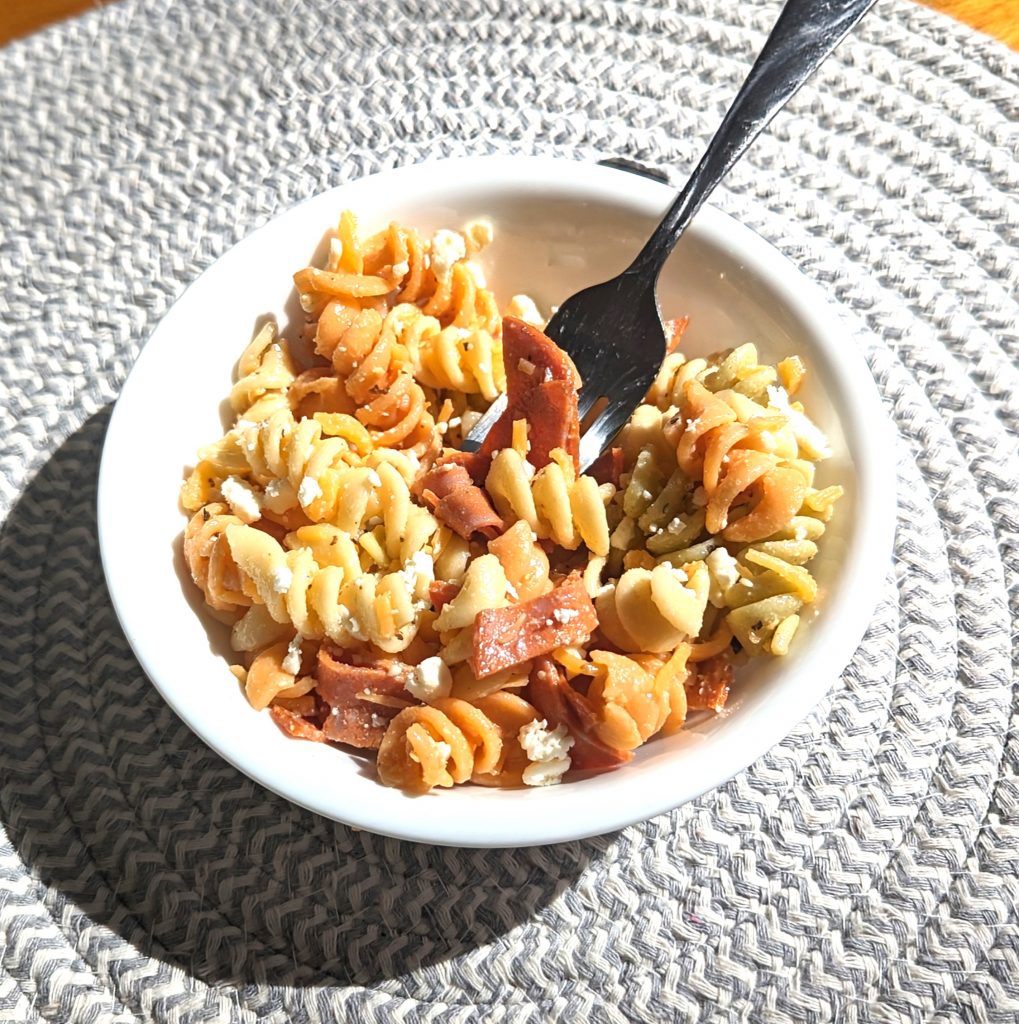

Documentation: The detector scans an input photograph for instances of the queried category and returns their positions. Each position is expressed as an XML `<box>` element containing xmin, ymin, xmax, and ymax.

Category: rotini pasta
<box><xmin>485</xmin><ymin>446</ymin><xmax>611</xmax><ymax>556</ymax></box>
<box><xmin>180</xmin><ymin>210</ymin><xmax>842</xmax><ymax>794</ymax></box>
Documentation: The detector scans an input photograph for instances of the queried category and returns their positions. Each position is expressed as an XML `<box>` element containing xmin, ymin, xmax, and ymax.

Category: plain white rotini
<box><xmin>485</xmin><ymin>448</ymin><xmax>612</xmax><ymax>556</ymax></box>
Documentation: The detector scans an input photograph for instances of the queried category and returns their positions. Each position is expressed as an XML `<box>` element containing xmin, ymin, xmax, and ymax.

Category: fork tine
<box><xmin>577</xmin><ymin>361</ymin><xmax>658</xmax><ymax>470</ymax></box>
<box><xmin>460</xmin><ymin>393</ymin><xmax>507</xmax><ymax>452</ymax></box>
<box><xmin>578</xmin><ymin>399</ymin><xmax>639</xmax><ymax>472</ymax></box>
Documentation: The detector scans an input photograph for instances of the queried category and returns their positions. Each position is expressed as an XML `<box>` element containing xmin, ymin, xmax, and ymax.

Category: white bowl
<box><xmin>98</xmin><ymin>155</ymin><xmax>896</xmax><ymax>847</ymax></box>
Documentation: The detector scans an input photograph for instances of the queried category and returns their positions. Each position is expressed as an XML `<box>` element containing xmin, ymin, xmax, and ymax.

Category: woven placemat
<box><xmin>1</xmin><ymin>0</ymin><xmax>1017</xmax><ymax>1020</ymax></box>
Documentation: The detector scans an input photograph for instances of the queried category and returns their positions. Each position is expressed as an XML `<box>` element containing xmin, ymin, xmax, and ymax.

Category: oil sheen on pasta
<box><xmin>181</xmin><ymin>212</ymin><xmax>842</xmax><ymax>793</ymax></box>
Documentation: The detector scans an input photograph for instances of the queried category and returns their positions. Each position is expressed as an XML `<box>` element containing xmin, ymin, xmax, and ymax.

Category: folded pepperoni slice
<box><xmin>470</xmin><ymin>572</ymin><xmax>597</xmax><ymax>678</ymax></box>
<box><xmin>418</xmin><ymin>462</ymin><xmax>504</xmax><ymax>540</ymax></box>
<box><xmin>316</xmin><ymin>645</ymin><xmax>412</xmax><ymax>749</ymax></box>
<box><xmin>685</xmin><ymin>653</ymin><xmax>734</xmax><ymax>713</ymax></box>
<box><xmin>527</xmin><ymin>658</ymin><xmax>631</xmax><ymax>770</ymax></box>
<box><xmin>269</xmin><ymin>705</ymin><xmax>326</xmax><ymax>743</ymax></box>
<box><xmin>456</xmin><ymin>317</ymin><xmax>583</xmax><ymax>483</ymax></box>
<box><xmin>588</xmin><ymin>446</ymin><xmax>624</xmax><ymax>488</ymax></box>
<box><xmin>428</xmin><ymin>579</ymin><xmax>462</xmax><ymax>611</ymax></box>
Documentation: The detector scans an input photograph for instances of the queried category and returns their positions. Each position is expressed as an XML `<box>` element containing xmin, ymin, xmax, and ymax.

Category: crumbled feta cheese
<box><xmin>685</xmin><ymin>417</ymin><xmax>701</xmax><ymax>434</ymax></box>
<box><xmin>519</xmin><ymin>719</ymin><xmax>575</xmax><ymax>763</ymax></box>
<box><xmin>271</xmin><ymin>566</ymin><xmax>293</xmax><ymax>594</ymax></box>
<box><xmin>505</xmin><ymin>580</ymin><xmax>519</xmax><ymax>600</ymax></box>
<box><xmin>522</xmin><ymin>759</ymin><xmax>571</xmax><ymax>787</ymax></box>
<box><xmin>668</xmin><ymin>566</ymin><xmax>689</xmax><ymax>584</ymax></box>
<box><xmin>298</xmin><ymin>476</ymin><xmax>322</xmax><ymax>507</ymax></box>
<box><xmin>282</xmin><ymin>634</ymin><xmax>303</xmax><ymax>675</ymax></box>
<box><xmin>447</xmin><ymin>416</ymin><xmax>461</xmax><ymax>429</ymax></box>
<box><xmin>407</xmin><ymin>656</ymin><xmax>452</xmax><ymax>701</ymax></box>
<box><xmin>667</xmin><ymin>515</ymin><xmax>686</xmax><ymax>532</ymax></box>
<box><xmin>706</xmin><ymin>547</ymin><xmax>741</xmax><ymax>607</ymax></box>
<box><xmin>432</xmin><ymin>740</ymin><xmax>452</xmax><ymax>764</ymax></box>
<box><xmin>220</xmin><ymin>476</ymin><xmax>261</xmax><ymax>523</ymax></box>
<box><xmin>429</xmin><ymin>229</ymin><xmax>466</xmax><ymax>278</ymax></box>
<box><xmin>400</xmin><ymin>551</ymin><xmax>435</xmax><ymax>594</ymax></box>
<box><xmin>391</xmin><ymin>259</ymin><xmax>410</xmax><ymax>277</ymax></box>
<box><xmin>692</xmin><ymin>486</ymin><xmax>708</xmax><ymax>507</ymax></box>
<box><xmin>299</xmin><ymin>293</ymin><xmax>316</xmax><ymax>313</ymax></box>
<box><xmin>552</xmin><ymin>607</ymin><xmax>579</xmax><ymax>624</ymax></box>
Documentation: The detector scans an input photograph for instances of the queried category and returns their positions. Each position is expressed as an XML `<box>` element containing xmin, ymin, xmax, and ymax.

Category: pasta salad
<box><xmin>181</xmin><ymin>212</ymin><xmax>842</xmax><ymax>792</ymax></box>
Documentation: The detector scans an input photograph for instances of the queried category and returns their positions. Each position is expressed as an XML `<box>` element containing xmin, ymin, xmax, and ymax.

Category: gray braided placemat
<box><xmin>2</xmin><ymin>0</ymin><xmax>1017</xmax><ymax>1020</ymax></box>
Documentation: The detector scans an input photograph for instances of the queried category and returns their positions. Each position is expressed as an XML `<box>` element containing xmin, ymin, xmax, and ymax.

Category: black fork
<box><xmin>463</xmin><ymin>0</ymin><xmax>876</xmax><ymax>470</ymax></box>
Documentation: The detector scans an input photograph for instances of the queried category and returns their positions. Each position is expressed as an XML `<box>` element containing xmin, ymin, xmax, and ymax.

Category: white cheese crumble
<box><xmin>391</xmin><ymin>259</ymin><xmax>410</xmax><ymax>277</ymax></box>
<box><xmin>299</xmin><ymin>293</ymin><xmax>316</xmax><ymax>313</ymax></box>
<box><xmin>298</xmin><ymin>475</ymin><xmax>323</xmax><ymax>507</ymax></box>
<box><xmin>552</xmin><ymin>607</ymin><xmax>578</xmax><ymax>624</ymax></box>
<box><xmin>270</xmin><ymin>566</ymin><xmax>293</xmax><ymax>594</ymax></box>
<box><xmin>522</xmin><ymin>759</ymin><xmax>572</xmax><ymax>787</ymax></box>
<box><xmin>407</xmin><ymin>656</ymin><xmax>452</xmax><ymax>702</ymax></box>
<box><xmin>706</xmin><ymin>547</ymin><xmax>741</xmax><ymax>607</ymax></box>
<box><xmin>429</xmin><ymin>229</ymin><xmax>466</xmax><ymax>278</ymax></box>
<box><xmin>400</xmin><ymin>551</ymin><xmax>435</xmax><ymax>597</ymax></box>
<box><xmin>282</xmin><ymin>634</ymin><xmax>303</xmax><ymax>675</ymax></box>
<box><xmin>220</xmin><ymin>476</ymin><xmax>261</xmax><ymax>523</ymax></box>
<box><xmin>519</xmin><ymin>719</ymin><xmax>575</xmax><ymax>763</ymax></box>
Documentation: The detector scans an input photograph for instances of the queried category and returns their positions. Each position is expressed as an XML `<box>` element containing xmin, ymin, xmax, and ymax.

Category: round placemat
<box><xmin>1</xmin><ymin>0</ymin><xmax>1017</xmax><ymax>1021</ymax></box>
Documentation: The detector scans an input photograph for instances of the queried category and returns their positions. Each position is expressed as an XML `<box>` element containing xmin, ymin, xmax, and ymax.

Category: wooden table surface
<box><xmin>1</xmin><ymin>0</ymin><xmax>1017</xmax><ymax>49</ymax></box>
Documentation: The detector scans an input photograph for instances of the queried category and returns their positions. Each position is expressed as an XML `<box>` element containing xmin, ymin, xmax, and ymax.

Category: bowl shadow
<box><xmin>0</xmin><ymin>409</ymin><xmax>609</xmax><ymax>991</ymax></box>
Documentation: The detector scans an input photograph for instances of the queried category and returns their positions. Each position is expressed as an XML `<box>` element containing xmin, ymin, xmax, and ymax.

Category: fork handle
<box><xmin>628</xmin><ymin>0</ymin><xmax>876</xmax><ymax>278</ymax></box>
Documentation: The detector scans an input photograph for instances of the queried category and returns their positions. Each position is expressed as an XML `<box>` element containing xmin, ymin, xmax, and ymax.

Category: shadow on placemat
<box><xmin>0</xmin><ymin>410</ymin><xmax>609</xmax><ymax>989</ymax></box>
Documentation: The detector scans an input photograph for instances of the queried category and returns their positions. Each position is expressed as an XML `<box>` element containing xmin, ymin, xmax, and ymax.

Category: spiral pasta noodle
<box><xmin>485</xmin><ymin>447</ymin><xmax>611</xmax><ymax>556</ymax></box>
<box><xmin>224</xmin><ymin>523</ymin><xmax>433</xmax><ymax>653</ymax></box>
<box><xmin>594</xmin><ymin>562</ymin><xmax>710</xmax><ymax>654</ymax></box>
<box><xmin>376</xmin><ymin>697</ymin><xmax>505</xmax><ymax>791</ymax></box>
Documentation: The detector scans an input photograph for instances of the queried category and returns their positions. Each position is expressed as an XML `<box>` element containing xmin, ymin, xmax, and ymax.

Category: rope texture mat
<box><xmin>1</xmin><ymin>0</ymin><xmax>1017</xmax><ymax>1020</ymax></box>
